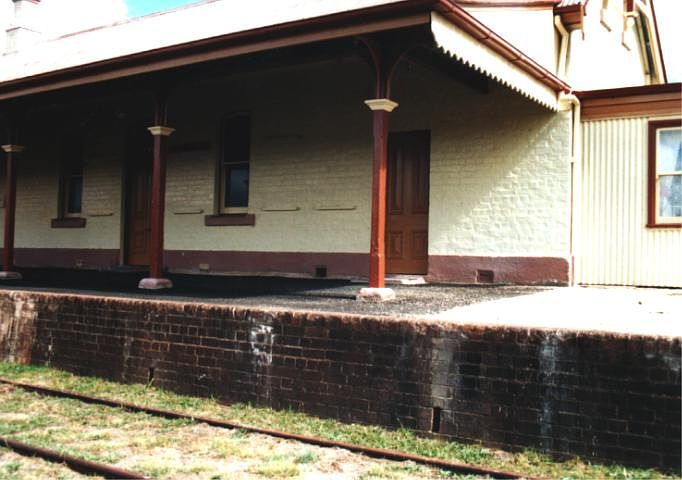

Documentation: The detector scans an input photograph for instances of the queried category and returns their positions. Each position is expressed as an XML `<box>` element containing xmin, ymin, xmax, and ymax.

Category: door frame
<box><xmin>120</xmin><ymin>123</ymin><xmax>152</xmax><ymax>267</ymax></box>
<box><xmin>385</xmin><ymin>129</ymin><xmax>431</xmax><ymax>275</ymax></box>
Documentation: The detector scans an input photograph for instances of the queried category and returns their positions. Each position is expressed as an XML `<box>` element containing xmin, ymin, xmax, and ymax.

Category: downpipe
<box><xmin>558</xmin><ymin>93</ymin><xmax>581</xmax><ymax>286</ymax></box>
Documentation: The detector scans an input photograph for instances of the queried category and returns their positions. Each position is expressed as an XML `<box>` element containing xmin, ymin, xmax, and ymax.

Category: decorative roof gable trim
<box><xmin>434</xmin><ymin>0</ymin><xmax>571</xmax><ymax>96</ymax></box>
<box><xmin>431</xmin><ymin>11</ymin><xmax>560</xmax><ymax>109</ymax></box>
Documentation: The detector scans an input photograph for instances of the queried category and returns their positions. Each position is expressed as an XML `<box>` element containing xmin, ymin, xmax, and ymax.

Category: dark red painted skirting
<box><xmin>165</xmin><ymin>251</ymin><xmax>368</xmax><ymax>277</ymax></box>
<box><xmin>427</xmin><ymin>255</ymin><xmax>570</xmax><ymax>285</ymax></box>
<box><xmin>9</xmin><ymin>248</ymin><xmax>569</xmax><ymax>284</ymax></box>
<box><xmin>14</xmin><ymin>248</ymin><xmax>119</xmax><ymax>269</ymax></box>
<box><xmin>11</xmin><ymin>248</ymin><xmax>366</xmax><ymax>277</ymax></box>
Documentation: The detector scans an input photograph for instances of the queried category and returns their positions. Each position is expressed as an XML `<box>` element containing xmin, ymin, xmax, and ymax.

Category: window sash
<box><xmin>219</xmin><ymin>115</ymin><xmax>250</xmax><ymax>212</ymax></box>
<box><xmin>65</xmin><ymin>172</ymin><xmax>83</xmax><ymax>215</ymax></box>
<box><xmin>222</xmin><ymin>162</ymin><xmax>249</xmax><ymax>209</ymax></box>
<box><xmin>654</xmin><ymin>126</ymin><xmax>682</xmax><ymax>223</ymax></box>
<box><xmin>59</xmin><ymin>136</ymin><xmax>84</xmax><ymax>218</ymax></box>
<box><xmin>656</xmin><ymin>172</ymin><xmax>681</xmax><ymax>221</ymax></box>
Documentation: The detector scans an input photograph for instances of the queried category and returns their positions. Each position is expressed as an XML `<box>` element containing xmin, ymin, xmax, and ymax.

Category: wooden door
<box><xmin>124</xmin><ymin>131</ymin><xmax>152</xmax><ymax>266</ymax></box>
<box><xmin>386</xmin><ymin>131</ymin><xmax>430</xmax><ymax>274</ymax></box>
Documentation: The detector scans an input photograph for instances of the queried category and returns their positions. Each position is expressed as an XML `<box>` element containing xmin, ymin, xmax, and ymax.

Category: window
<box><xmin>648</xmin><ymin>120</ymin><xmax>682</xmax><ymax>227</ymax></box>
<box><xmin>51</xmin><ymin>133</ymin><xmax>86</xmax><ymax>228</ymax></box>
<box><xmin>218</xmin><ymin>114</ymin><xmax>250</xmax><ymax>211</ymax></box>
<box><xmin>60</xmin><ymin>134</ymin><xmax>84</xmax><ymax>217</ymax></box>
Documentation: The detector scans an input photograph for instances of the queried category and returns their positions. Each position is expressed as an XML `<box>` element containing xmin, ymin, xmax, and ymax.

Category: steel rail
<box><xmin>0</xmin><ymin>377</ymin><xmax>542</xmax><ymax>480</ymax></box>
<box><xmin>0</xmin><ymin>436</ymin><xmax>149</xmax><ymax>479</ymax></box>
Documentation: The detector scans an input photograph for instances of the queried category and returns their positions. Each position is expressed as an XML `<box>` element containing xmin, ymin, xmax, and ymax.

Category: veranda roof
<box><xmin>430</xmin><ymin>11</ymin><xmax>562</xmax><ymax>109</ymax></box>
<box><xmin>0</xmin><ymin>0</ymin><xmax>570</xmax><ymax>108</ymax></box>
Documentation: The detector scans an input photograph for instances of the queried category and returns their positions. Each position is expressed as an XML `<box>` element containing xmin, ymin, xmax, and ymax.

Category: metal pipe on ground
<box><xmin>0</xmin><ymin>377</ymin><xmax>543</xmax><ymax>480</ymax></box>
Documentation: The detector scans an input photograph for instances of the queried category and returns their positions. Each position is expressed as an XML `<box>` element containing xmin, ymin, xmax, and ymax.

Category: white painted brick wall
<box><xmin>164</xmin><ymin>61</ymin><xmax>373</xmax><ymax>253</ymax></box>
<box><xmin>392</xmin><ymin>62</ymin><xmax>572</xmax><ymax>257</ymax></box>
<box><xmin>5</xmin><ymin>58</ymin><xmax>572</xmax><ymax>260</ymax></box>
<box><xmin>13</xmin><ymin>121</ymin><xmax>122</xmax><ymax>249</ymax></box>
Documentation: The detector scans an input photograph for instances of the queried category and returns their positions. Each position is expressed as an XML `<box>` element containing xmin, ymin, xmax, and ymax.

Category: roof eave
<box><xmin>435</xmin><ymin>0</ymin><xmax>571</xmax><ymax>93</ymax></box>
<box><xmin>0</xmin><ymin>1</ymin><xmax>434</xmax><ymax>101</ymax></box>
<box><xmin>0</xmin><ymin>0</ymin><xmax>571</xmax><ymax>102</ymax></box>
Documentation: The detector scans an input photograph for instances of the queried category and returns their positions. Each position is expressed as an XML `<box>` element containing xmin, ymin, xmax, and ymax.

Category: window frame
<box><xmin>215</xmin><ymin>112</ymin><xmax>251</xmax><ymax>214</ymax></box>
<box><xmin>52</xmin><ymin>132</ymin><xmax>86</xmax><ymax>228</ymax></box>
<box><xmin>647</xmin><ymin>119</ymin><xmax>682</xmax><ymax>228</ymax></box>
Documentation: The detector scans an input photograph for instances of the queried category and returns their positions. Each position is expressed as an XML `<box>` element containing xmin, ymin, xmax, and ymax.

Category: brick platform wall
<box><xmin>0</xmin><ymin>290</ymin><xmax>679</xmax><ymax>471</ymax></box>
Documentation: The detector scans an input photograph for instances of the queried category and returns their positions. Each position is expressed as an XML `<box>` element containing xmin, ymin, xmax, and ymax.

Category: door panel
<box><xmin>388</xmin><ymin>154</ymin><xmax>404</xmax><ymax>214</ymax></box>
<box><xmin>124</xmin><ymin>131</ymin><xmax>152</xmax><ymax>266</ymax></box>
<box><xmin>386</xmin><ymin>131</ymin><xmax>430</xmax><ymax>274</ymax></box>
<box><xmin>388</xmin><ymin>232</ymin><xmax>404</xmax><ymax>259</ymax></box>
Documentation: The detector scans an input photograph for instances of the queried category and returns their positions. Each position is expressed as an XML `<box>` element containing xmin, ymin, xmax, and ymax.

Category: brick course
<box><xmin>1</xmin><ymin>289</ymin><xmax>679</xmax><ymax>471</ymax></box>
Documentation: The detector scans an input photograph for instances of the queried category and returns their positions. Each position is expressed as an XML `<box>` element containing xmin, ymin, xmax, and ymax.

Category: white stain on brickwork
<box><xmin>662</xmin><ymin>353</ymin><xmax>681</xmax><ymax>374</ymax></box>
<box><xmin>121</xmin><ymin>336</ymin><xmax>133</xmax><ymax>381</ymax></box>
<box><xmin>0</xmin><ymin>293</ymin><xmax>38</xmax><ymax>363</ymax></box>
<box><xmin>249</xmin><ymin>323</ymin><xmax>275</xmax><ymax>404</ymax></box>
<box><xmin>249</xmin><ymin>324</ymin><xmax>274</xmax><ymax>365</ymax></box>
<box><xmin>538</xmin><ymin>334</ymin><xmax>561</xmax><ymax>441</ymax></box>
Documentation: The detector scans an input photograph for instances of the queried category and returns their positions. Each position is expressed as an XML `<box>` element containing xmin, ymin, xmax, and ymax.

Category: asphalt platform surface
<box><xmin>0</xmin><ymin>268</ymin><xmax>547</xmax><ymax>317</ymax></box>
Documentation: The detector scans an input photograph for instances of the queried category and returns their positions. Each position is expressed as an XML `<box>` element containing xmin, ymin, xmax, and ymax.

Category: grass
<box><xmin>359</xmin><ymin>464</ymin><xmax>458</xmax><ymax>480</ymax></box>
<box><xmin>0</xmin><ymin>380</ymin><xmax>452</xmax><ymax>479</ymax></box>
<box><xmin>294</xmin><ymin>450</ymin><xmax>319</xmax><ymax>464</ymax></box>
<box><xmin>247</xmin><ymin>455</ymin><xmax>301</xmax><ymax>477</ymax></box>
<box><xmin>0</xmin><ymin>362</ymin><xmax>678</xmax><ymax>480</ymax></box>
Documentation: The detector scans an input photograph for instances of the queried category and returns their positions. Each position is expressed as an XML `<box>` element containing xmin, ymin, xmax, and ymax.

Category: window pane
<box><xmin>659</xmin><ymin>175</ymin><xmax>682</xmax><ymax>218</ymax></box>
<box><xmin>221</xmin><ymin>115</ymin><xmax>250</xmax><ymax>209</ymax></box>
<box><xmin>657</xmin><ymin>128</ymin><xmax>682</xmax><ymax>172</ymax></box>
<box><xmin>224</xmin><ymin>164</ymin><xmax>249</xmax><ymax>208</ymax></box>
<box><xmin>67</xmin><ymin>176</ymin><xmax>83</xmax><ymax>214</ymax></box>
<box><xmin>223</xmin><ymin>116</ymin><xmax>250</xmax><ymax>164</ymax></box>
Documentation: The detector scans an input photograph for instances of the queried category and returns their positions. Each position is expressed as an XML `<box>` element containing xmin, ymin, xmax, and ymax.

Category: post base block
<box><xmin>139</xmin><ymin>277</ymin><xmax>173</xmax><ymax>290</ymax></box>
<box><xmin>357</xmin><ymin>287</ymin><xmax>396</xmax><ymax>302</ymax></box>
<box><xmin>0</xmin><ymin>271</ymin><xmax>22</xmax><ymax>280</ymax></box>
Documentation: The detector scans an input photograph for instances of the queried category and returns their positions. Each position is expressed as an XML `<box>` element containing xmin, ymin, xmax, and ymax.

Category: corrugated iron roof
<box><xmin>0</xmin><ymin>0</ymin><xmax>572</xmax><ymax>103</ymax></box>
<box><xmin>0</xmin><ymin>0</ymin><xmax>406</xmax><ymax>85</ymax></box>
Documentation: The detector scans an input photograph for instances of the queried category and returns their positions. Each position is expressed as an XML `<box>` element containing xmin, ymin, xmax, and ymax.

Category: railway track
<box><xmin>0</xmin><ymin>436</ymin><xmax>148</xmax><ymax>479</ymax></box>
<box><xmin>0</xmin><ymin>377</ymin><xmax>541</xmax><ymax>479</ymax></box>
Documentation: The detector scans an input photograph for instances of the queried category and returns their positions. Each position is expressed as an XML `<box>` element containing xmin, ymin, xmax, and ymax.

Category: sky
<box><xmin>126</xmin><ymin>0</ymin><xmax>199</xmax><ymax>18</ymax></box>
<box><xmin>0</xmin><ymin>0</ymin><xmax>680</xmax><ymax>81</ymax></box>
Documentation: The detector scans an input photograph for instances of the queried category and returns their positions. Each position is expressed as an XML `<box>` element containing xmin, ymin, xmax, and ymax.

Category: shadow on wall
<box><xmin>391</xmin><ymin>61</ymin><xmax>570</xmax><ymax>254</ymax></box>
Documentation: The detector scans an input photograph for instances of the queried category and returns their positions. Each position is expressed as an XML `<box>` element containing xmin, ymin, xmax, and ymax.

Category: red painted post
<box><xmin>149</xmin><ymin>129</ymin><xmax>167</xmax><ymax>279</ymax></box>
<box><xmin>0</xmin><ymin>144</ymin><xmax>23</xmax><ymax>280</ymax></box>
<box><xmin>368</xmin><ymin>109</ymin><xmax>389</xmax><ymax>289</ymax></box>
<box><xmin>357</xmin><ymin>35</ymin><xmax>403</xmax><ymax>299</ymax></box>
<box><xmin>362</xmin><ymin>98</ymin><xmax>398</xmax><ymax>297</ymax></box>
<box><xmin>139</xmin><ymin>93</ymin><xmax>174</xmax><ymax>290</ymax></box>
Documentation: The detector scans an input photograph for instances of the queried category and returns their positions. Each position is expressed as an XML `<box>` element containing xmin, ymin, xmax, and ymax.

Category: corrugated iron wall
<box><xmin>577</xmin><ymin>117</ymin><xmax>682</xmax><ymax>287</ymax></box>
